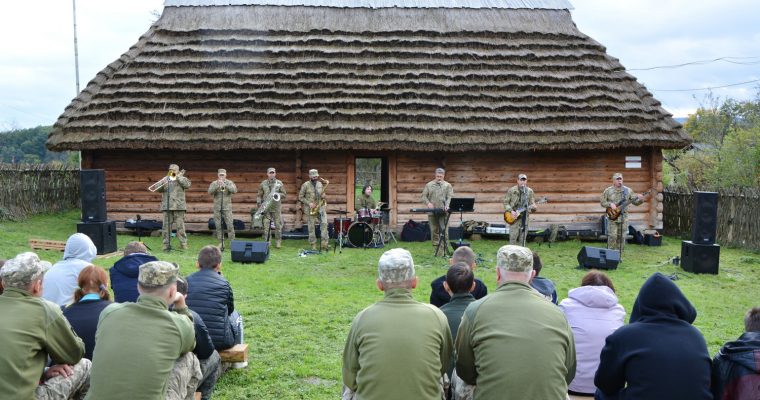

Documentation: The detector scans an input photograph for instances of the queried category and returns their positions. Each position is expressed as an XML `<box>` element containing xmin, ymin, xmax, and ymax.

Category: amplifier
<box><xmin>486</xmin><ymin>224</ymin><xmax>508</xmax><ymax>235</ymax></box>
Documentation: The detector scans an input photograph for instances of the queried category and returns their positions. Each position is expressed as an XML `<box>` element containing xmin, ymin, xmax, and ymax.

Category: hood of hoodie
<box><xmin>112</xmin><ymin>253</ymin><xmax>159</xmax><ymax>278</ymax></box>
<box><xmin>718</xmin><ymin>331</ymin><xmax>760</xmax><ymax>373</ymax></box>
<box><xmin>567</xmin><ymin>285</ymin><xmax>619</xmax><ymax>309</ymax></box>
<box><xmin>63</xmin><ymin>233</ymin><xmax>97</xmax><ymax>262</ymax></box>
<box><xmin>629</xmin><ymin>272</ymin><xmax>697</xmax><ymax>324</ymax></box>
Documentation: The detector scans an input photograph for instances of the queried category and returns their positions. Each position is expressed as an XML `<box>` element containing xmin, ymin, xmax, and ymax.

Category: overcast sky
<box><xmin>1</xmin><ymin>0</ymin><xmax>758</xmax><ymax>131</ymax></box>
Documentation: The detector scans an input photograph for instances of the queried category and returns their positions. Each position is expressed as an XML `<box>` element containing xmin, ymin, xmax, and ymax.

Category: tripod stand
<box><xmin>332</xmin><ymin>210</ymin><xmax>349</xmax><ymax>254</ymax></box>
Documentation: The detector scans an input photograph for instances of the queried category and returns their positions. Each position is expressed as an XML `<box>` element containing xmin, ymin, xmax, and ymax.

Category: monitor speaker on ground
<box><xmin>681</xmin><ymin>240</ymin><xmax>720</xmax><ymax>274</ymax></box>
<box><xmin>80</xmin><ymin>169</ymin><xmax>107</xmax><ymax>222</ymax></box>
<box><xmin>691</xmin><ymin>191</ymin><xmax>718</xmax><ymax>245</ymax></box>
<box><xmin>77</xmin><ymin>221</ymin><xmax>117</xmax><ymax>255</ymax></box>
<box><xmin>577</xmin><ymin>246</ymin><xmax>620</xmax><ymax>270</ymax></box>
<box><xmin>230</xmin><ymin>240</ymin><xmax>269</xmax><ymax>263</ymax></box>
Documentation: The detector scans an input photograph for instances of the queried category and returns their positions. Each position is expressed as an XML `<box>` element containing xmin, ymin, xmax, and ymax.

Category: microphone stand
<box><xmin>219</xmin><ymin>183</ymin><xmax>225</xmax><ymax>252</ymax></box>
<box><xmin>165</xmin><ymin>181</ymin><xmax>174</xmax><ymax>252</ymax></box>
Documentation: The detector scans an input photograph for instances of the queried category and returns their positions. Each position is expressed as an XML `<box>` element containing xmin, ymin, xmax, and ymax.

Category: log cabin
<box><xmin>47</xmin><ymin>0</ymin><xmax>690</xmax><ymax>234</ymax></box>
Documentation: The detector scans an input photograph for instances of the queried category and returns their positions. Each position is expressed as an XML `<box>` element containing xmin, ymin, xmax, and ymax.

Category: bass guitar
<box><xmin>605</xmin><ymin>189</ymin><xmax>653</xmax><ymax>221</ymax></box>
<box><xmin>503</xmin><ymin>197</ymin><xmax>548</xmax><ymax>225</ymax></box>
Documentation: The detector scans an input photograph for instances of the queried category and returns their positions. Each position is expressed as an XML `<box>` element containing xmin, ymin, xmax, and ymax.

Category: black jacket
<box><xmin>188</xmin><ymin>309</ymin><xmax>215</xmax><ymax>360</ymax></box>
<box><xmin>110</xmin><ymin>253</ymin><xmax>159</xmax><ymax>303</ymax></box>
<box><xmin>711</xmin><ymin>331</ymin><xmax>760</xmax><ymax>400</ymax></box>
<box><xmin>594</xmin><ymin>273</ymin><xmax>712</xmax><ymax>400</ymax></box>
<box><xmin>430</xmin><ymin>275</ymin><xmax>487</xmax><ymax>308</ymax></box>
<box><xmin>63</xmin><ymin>299</ymin><xmax>113</xmax><ymax>360</ymax></box>
<box><xmin>186</xmin><ymin>269</ymin><xmax>236</xmax><ymax>350</ymax></box>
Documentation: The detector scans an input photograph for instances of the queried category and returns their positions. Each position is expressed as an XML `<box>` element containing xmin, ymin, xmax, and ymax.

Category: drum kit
<box><xmin>331</xmin><ymin>203</ymin><xmax>393</xmax><ymax>252</ymax></box>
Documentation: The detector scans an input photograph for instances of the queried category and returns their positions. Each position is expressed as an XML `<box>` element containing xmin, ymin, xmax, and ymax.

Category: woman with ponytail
<box><xmin>63</xmin><ymin>265</ymin><xmax>113</xmax><ymax>360</ymax></box>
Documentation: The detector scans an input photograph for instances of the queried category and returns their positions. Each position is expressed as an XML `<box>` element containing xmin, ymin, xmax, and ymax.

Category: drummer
<box><xmin>356</xmin><ymin>185</ymin><xmax>378</xmax><ymax>220</ymax></box>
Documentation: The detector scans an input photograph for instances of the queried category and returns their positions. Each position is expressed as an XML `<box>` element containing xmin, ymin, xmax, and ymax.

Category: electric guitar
<box><xmin>605</xmin><ymin>189</ymin><xmax>653</xmax><ymax>221</ymax></box>
<box><xmin>503</xmin><ymin>197</ymin><xmax>548</xmax><ymax>225</ymax></box>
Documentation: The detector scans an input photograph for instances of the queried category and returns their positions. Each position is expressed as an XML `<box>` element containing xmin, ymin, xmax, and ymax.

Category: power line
<box><xmin>653</xmin><ymin>78</ymin><xmax>760</xmax><ymax>92</ymax></box>
<box><xmin>628</xmin><ymin>56</ymin><xmax>760</xmax><ymax>71</ymax></box>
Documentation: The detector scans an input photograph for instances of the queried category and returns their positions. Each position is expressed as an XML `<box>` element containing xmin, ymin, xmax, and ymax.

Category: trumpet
<box><xmin>148</xmin><ymin>169</ymin><xmax>185</xmax><ymax>192</ymax></box>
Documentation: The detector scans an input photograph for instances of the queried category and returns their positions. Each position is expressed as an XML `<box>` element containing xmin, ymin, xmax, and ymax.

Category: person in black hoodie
<box><xmin>110</xmin><ymin>241</ymin><xmax>159</xmax><ymax>303</ymax></box>
<box><xmin>429</xmin><ymin>246</ymin><xmax>487</xmax><ymax>308</ymax></box>
<box><xmin>594</xmin><ymin>272</ymin><xmax>712</xmax><ymax>400</ymax></box>
<box><xmin>711</xmin><ymin>306</ymin><xmax>760</xmax><ymax>400</ymax></box>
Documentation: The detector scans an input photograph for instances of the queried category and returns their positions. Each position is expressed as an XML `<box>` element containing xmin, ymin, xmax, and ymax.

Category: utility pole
<box><xmin>72</xmin><ymin>0</ymin><xmax>80</xmax><ymax>95</ymax></box>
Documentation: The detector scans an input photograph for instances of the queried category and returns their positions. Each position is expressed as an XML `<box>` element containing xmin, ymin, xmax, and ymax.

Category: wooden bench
<box><xmin>219</xmin><ymin>343</ymin><xmax>248</xmax><ymax>363</ymax></box>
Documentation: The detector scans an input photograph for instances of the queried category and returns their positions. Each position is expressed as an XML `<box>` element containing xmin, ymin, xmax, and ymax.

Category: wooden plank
<box><xmin>29</xmin><ymin>239</ymin><xmax>66</xmax><ymax>251</ymax></box>
<box><xmin>219</xmin><ymin>343</ymin><xmax>249</xmax><ymax>363</ymax></box>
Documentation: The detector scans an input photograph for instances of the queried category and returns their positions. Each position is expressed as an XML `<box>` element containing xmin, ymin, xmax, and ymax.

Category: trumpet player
<box><xmin>298</xmin><ymin>169</ymin><xmax>329</xmax><ymax>251</ymax></box>
<box><xmin>157</xmin><ymin>163</ymin><xmax>191</xmax><ymax>251</ymax></box>
<box><xmin>208</xmin><ymin>168</ymin><xmax>238</xmax><ymax>249</ymax></box>
<box><xmin>256</xmin><ymin>167</ymin><xmax>287</xmax><ymax>249</ymax></box>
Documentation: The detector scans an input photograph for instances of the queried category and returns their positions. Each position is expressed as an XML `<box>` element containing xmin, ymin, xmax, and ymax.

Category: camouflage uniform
<box><xmin>355</xmin><ymin>194</ymin><xmax>377</xmax><ymax>211</ymax></box>
<box><xmin>299</xmin><ymin>171</ymin><xmax>329</xmax><ymax>249</ymax></box>
<box><xmin>208</xmin><ymin>174</ymin><xmax>238</xmax><ymax>243</ymax></box>
<box><xmin>600</xmin><ymin>179</ymin><xmax>643</xmax><ymax>258</ymax></box>
<box><xmin>421</xmin><ymin>179</ymin><xmax>453</xmax><ymax>248</ymax></box>
<box><xmin>165</xmin><ymin>351</ymin><xmax>202</xmax><ymax>400</ymax></box>
<box><xmin>257</xmin><ymin>177</ymin><xmax>287</xmax><ymax>246</ymax></box>
<box><xmin>35</xmin><ymin>359</ymin><xmax>92</xmax><ymax>400</ymax></box>
<box><xmin>503</xmin><ymin>185</ymin><xmax>536</xmax><ymax>246</ymax></box>
<box><xmin>158</xmin><ymin>165</ymin><xmax>191</xmax><ymax>250</ymax></box>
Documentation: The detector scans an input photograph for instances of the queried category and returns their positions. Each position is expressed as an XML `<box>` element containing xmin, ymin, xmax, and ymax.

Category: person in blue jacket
<box><xmin>110</xmin><ymin>241</ymin><xmax>158</xmax><ymax>303</ymax></box>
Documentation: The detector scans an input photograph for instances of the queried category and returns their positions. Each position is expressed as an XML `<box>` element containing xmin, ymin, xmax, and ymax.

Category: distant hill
<box><xmin>0</xmin><ymin>126</ymin><xmax>76</xmax><ymax>165</ymax></box>
<box><xmin>674</xmin><ymin>117</ymin><xmax>688</xmax><ymax>124</ymax></box>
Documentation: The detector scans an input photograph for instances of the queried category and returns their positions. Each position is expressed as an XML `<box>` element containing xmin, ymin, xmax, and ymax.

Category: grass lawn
<box><xmin>2</xmin><ymin>210</ymin><xmax>759</xmax><ymax>399</ymax></box>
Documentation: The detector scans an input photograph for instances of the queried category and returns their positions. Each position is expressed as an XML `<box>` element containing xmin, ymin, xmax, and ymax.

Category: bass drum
<box><xmin>347</xmin><ymin>222</ymin><xmax>374</xmax><ymax>248</ymax></box>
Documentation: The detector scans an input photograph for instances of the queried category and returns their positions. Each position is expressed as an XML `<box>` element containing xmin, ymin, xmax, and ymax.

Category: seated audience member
<box><xmin>63</xmin><ymin>265</ymin><xmax>114</xmax><ymax>360</ymax></box>
<box><xmin>86</xmin><ymin>261</ymin><xmax>199</xmax><ymax>400</ymax></box>
<box><xmin>110</xmin><ymin>241</ymin><xmax>159</xmax><ymax>303</ymax></box>
<box><xmin>530</xmin><ymin>251</ymin><xmax>557</xmax><ymax>304</ymax></box>
<box><xmin>711</xmin><ymin>306</ymin><xmax>760</xmax><ymax>400</ymax></box>
<box><xmin>43</xmin><ymin>233</ymin><xmax>97</xmax><ymax>306</ymax></box>
<box><xmin>187</xmin><ymin>245</ymin><xmax>244</xmax><ymax>351</ymax></box>
<box><xmin>176</xmin><ymin>275</ymin><xmax>221</xmax><ymax>400</ymax></box>
<box><xmin>342</xmin><ymin>248</ymin><xmax>452</xmax><ymax>400</ymax></box>
<box><xmin>595</xmin><ymin>272</ymin><xmax>712</xmax><ymax>400</ymax></box>
<box><xmin>559</xmin><ymin>270</ymin><xmax>625</xmax><ymax>397</ymax></box>
<box><xmin>430</xmin><ymin>246</ymin><xmax>487</xmax><ymax>307</ymax></box>
<box><xmin>440</xmin><ymin>261</ymin><xmax>475</xmax><ymax>396</ymax></box>
<box><xmin>0</xmin><ymin>252</ymin><xmax>90</xmax><ymax>399</ymax></box>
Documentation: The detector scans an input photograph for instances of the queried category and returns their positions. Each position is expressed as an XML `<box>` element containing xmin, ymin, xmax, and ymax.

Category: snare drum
<box><xmin>333</xmin><ymin>218</ymin><xmax>352</xmax><ymax>238</ymax></box>
<box><xmin>370</xmin><ymin>210</ymin><xmax>384</xmax><ymax>225</ymax></box>
<box><xmin>357</xmin><ymin>209</ymin><xmax>372</xmax><ymax>222</ymax></box>
<box><xmin>347</xmin><ymin>222</ymin><xmax>374</xmax><ymax>247</ymax></box>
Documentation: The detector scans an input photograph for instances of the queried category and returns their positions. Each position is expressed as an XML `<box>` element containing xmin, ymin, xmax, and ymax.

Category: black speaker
<box><xmin>681</xmin><ymin>240</ymin><xmax>720</xmax><ymax>274</ymax></box>
<box><xmin>77</xmin><ymin>221</ymin><xmax>117</xmax><ymax>255</ymax></box>
<box><xmin>577</xmin><ymin>246</ymin><xmax>620</xmax><ymax>270</ymax></box>
<box><xmin>448</xmin><ymin>226</ymin><xmax>464</xmax><ymax>240</ymax></box>
<box><xmin>691</xmin><ymin>191</ymin><xmax>718</xmax><ymax>245</ymax></box>
<box><xmin>80</xmin><ymin>169</ymin><xmax>107</xmax><ymax>222</ymax></box>
<box><xmin>230</xmin><ymin>240</ymin><xmax>269</xmax><ymax>263</ymax></box>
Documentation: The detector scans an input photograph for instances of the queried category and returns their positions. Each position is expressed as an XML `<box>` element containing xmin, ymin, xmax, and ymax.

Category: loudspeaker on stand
<box><xmin>80</xmin><ymin>169</ymin><xmax>107</xmax><ymax>222</ymax></box>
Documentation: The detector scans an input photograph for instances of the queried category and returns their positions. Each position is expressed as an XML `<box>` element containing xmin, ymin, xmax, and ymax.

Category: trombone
<box><xmin>148</xmin><ymin>169</ymin><xmax>185</xmax><ymax>192</ymax></box>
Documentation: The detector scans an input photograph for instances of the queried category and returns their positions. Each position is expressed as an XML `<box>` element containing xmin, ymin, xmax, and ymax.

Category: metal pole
<box><xmin>72</xmin><ymin>0</ymin><xmax>80</xmax><ymax>95</ymax></box>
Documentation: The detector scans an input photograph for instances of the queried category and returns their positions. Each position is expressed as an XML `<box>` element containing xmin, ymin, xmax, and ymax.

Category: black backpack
<box><xmin>401</xmin><ymin>220</ymin><xmax>431</xmax><ymax>242</ymax></box>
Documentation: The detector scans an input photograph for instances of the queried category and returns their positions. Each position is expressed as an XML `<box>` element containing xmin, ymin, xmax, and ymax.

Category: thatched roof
<box><xmin>48</xmin><ymin>0</ymin><xmax>690</xmax><ymax>152</ymax></box>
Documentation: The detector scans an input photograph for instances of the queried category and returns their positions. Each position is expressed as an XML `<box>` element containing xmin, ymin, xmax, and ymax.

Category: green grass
<box><xmin>2</xmin><ymin>210</ymin><xmax>759</xmax><ymax>399</ymax></box>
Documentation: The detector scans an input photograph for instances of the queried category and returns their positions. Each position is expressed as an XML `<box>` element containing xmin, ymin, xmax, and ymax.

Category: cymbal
<box><xmin>330</xmin><ymin>209</ymin><xmax>349</xmax><ymax>214</ymax></box>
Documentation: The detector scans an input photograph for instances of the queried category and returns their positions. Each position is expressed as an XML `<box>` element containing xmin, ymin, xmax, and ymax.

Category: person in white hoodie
<box><xmin>559</xmin><ymin>270</ymin><xmax>625</xmax><ymax>397</ymax></box>
<box><xmin>42</xmin><ymin>233</ymin><xmax>97</xmax><ymax>306</ymax></box>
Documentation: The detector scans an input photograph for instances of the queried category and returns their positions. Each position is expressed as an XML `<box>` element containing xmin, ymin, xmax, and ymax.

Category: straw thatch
<box><xmin>48</xmin><ymin>2</ymin><xmax>690</xmax><ymax>152</ymax></box>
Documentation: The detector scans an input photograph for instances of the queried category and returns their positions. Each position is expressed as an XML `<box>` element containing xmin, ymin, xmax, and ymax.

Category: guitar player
<box><xmin>600</xmin><ymin>172</ymin><xmax>646</xmax><ymax>259</ymax></box>
<box><xmin>503</xmin><ymin>173</ymin><xmax>538</xmax><ymax>246</ymax></box>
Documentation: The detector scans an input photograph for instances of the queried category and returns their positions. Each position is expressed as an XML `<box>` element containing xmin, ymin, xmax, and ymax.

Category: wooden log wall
<box><xmin>84</xmin><ymin>147</ymin><xmax>664</xmax><ymax>233</ymax></box>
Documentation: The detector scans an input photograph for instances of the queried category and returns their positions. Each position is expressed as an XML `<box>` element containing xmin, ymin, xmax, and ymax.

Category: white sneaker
<box><xmin>231</xmin><ymin>361</ymin><xmax>248</xmax><ymax>369</ymax></box>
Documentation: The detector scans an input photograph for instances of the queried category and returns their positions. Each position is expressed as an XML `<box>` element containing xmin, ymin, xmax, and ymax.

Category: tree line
<box><xmin>0</xmin><ymin>125</ymin><xmax>77</xmax><ymax>166</ymax></box>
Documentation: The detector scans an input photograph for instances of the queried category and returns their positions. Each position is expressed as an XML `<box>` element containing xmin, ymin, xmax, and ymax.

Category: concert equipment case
<box><xmin>77</xmin><ymin>221</ymin><xmax>117</xmax><ymax>255</ymax></box>
<box><xmin>577</xmin><ymin>246</ymin><xmax>620</xmax><ymax>270</ymax></box>
<box><xmin>230</xmin><ymin>240</ymin><xmax>269</xmax><ymax>263</ymax></box>
<box><xmin>80</xmin><ymin>169</ymin><xmax>107</xmax><ymax>222</ymax></box>
<box><xmin>681</xmin><ymin>241</ymin><xmax>720</xmax><ymax>274</ymax></box>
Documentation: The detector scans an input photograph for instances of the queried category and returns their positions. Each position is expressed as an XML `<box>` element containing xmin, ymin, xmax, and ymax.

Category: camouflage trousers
<box><xmin>428</xmin><ymin>213</ymin><xmax>448</xmax><ymax>247</ymax></box>
<box><xmin>35</xmin><ymin>359</ymin><xmax>91</xmax><ymax>400</ymax></box>
<box><xmin>263</xmin><ymin>207</ymin><xmax>283</xmax><ymax>242</ymax></box>
<box><xmin>163</xmin><ymin>210</ymin><xmax>187</xmax><ymax>247</ymax></box>
<box><xmin>606</xmin><ymin>218</ymin><xmax>627</xmax><ymax>258</ymax></box>
<box><xmin>307</xmin><ymin>208</ymin><xmax>329</xmax><ymax>245</ymax></box>
<box><xmin>213</xmin><ymin>208</ymin><xmax>235</xmax><ymax>241</ymax></box>
<box><xmin>166</xmin><ymin>352</ymin><xmax>202</xmax><ymax>400</ymax></box>
<box><xmin>197</xmin><ymin>351</ymin><xmax>222</xmax><ymax>400</ymax></box>
<box><xmin>508</xmin><ymin>216</ymin><xmax>529</xmax><ymax>246</ymax></box>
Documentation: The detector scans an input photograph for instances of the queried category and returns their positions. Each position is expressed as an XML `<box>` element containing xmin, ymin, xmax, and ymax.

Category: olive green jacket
<box><xmin>356</xmin><ymin>194</ymin><xmax>377</xmax><ymax>210</ymax></box>
<box><xmin>298</xmin><ymin>180</ymin><xmax>326</xmax><ymax>207</ymax></box>
<box><xmin>158</xmin><ymin>176</ymin><xmax>191</xmax><ymax>211</ymax></box>
<box><xmin>257</xmin><ymin>179</ymin><xmax>286</xmax><ymax>209</ymax></box>
<box><xmin>600</xmin><ymin>185</ymin><xmax>643</xmax><ymax>221</ymax></box>
<box><xmin>421</xmin><ymin>180</ymin><xmax>453</xmax><ymax>209</ymax></box>
<box><xmin>503</xmin><ymin>185</ymin><xmax>535</xmax><ymax>212</ymax></box>
<box><xmin>208</xmin><ymin>179</ymin><xmax>238</xmax><ymax>211</ymax></box>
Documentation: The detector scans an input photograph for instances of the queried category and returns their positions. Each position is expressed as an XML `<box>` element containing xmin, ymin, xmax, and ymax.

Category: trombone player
<box><xmin>298</xmin><ymin>169</ymin><xmax>329</xmax><ymax>251</ymax></box>
<box><xmin>155</xmin><ymin>163</ymin><xmax>191</xmax><ymax>251</ymax></box>
<box><xmin>208</xmin><ymin>168</ymin><xmax>238</xmax><ymax>250</ymax></box>
<box><xmin>256</xmin><ymin>167</ymin><xmax>287</xmax><ymax>249</ymax></box>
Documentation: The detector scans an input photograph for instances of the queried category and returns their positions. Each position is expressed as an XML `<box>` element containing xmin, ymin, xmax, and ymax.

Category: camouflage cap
<box><xmin>138</xmin><ymin>261</ymin><xmax>179</xmax><ymax>287</ymax></box>
<box><xmin>169</xmin><ymin>164</ymin><xmax>180</xmax><ymax>172</ymax></box>
<box><xmin>267</xmin><ymin>167</ymin><xmax>276</xmax><ymax>173</ymax></box>
<box><xmin>0</xmin><ymin>252</ymin><xmax>51</xmax><ymax>288</ymax></box>
<box><xmin>217</xmin><ymin>169</ymin><xmax>226</xmax><ymax>175</ymax></box>
<box><xmin>518</xmin><ymin>173</ymin><xmax>528</xmax><ymax>180</ymax></box>
<box><xmin>612</xmin><ymin>172</ymin><xmax>623</xmax><ymax>180</ymax></box>
<box><xmin>377</xmin><ymin>248</ymin><xmax>415</xmax><ymax>283</ymax></box>
<box><xmin>309</xmin><ymin>169</ymin><xmax>319</xmax><ymax>177</ymax></box>
<box><xmin>496</xmin><ymin>245</ymin><xmax>533</xmax><ymax>272</ymax></box>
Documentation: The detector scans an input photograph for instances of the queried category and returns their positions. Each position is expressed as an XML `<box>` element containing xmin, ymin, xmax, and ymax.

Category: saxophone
<box><xmin>309</xmin><ymin>178</ymin><xmax>328</xmax><ymax>216</ymax></box>
<box><xmin>254</xmin><ymin>180</ymin><xmax>282</xmax><ymax>222</ymax></box>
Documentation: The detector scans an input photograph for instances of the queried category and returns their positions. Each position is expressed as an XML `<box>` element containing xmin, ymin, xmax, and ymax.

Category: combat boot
<box><xmin>310</xmin><ymin>243</ymin><xmax>317</xmax><ymax>251</ymax></box>
<box><xmin>275</xmin><ymin>240</ymin><xmax>281</xmax><ymax>249</ymax></box>
<box><xmin>180</xmin><ymin>243</ymin><xmax>188</xmax><ymax>250</ymax></box>
<box><xmin>322</xmin><ymin>240</ymin><xmax>329</xmax><ymax>249</ymax></box>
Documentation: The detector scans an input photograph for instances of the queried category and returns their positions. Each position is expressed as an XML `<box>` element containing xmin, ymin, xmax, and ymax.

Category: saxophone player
<box><xmin>157</xmin><ymin>163</ymin><xmax>191</xmax><ymax>251</ymax></box>
<box><xmin>208</xmin><ymin>168</ymin><xmax>238</xmax><ymax>249</ymax></box>
<box><xmin>298</xmin><ymin>169</ymin><xmax>329</xmax><ymax>251</ymax></box>
<box><xmin>256</xmin><ymin>167</ymin><xmax>287</xmax><ymax>249</ymax></box>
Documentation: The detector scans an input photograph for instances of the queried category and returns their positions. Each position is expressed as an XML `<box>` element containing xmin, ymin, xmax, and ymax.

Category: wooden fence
<box><xmin>663</xmin><ymin>188</ymin><xmax>760</xmax><ymax>250</ymax></box>
<box><xmin>0</xmin><ymin>164</ymin><xmax>80</xmax><ymax>221</ymax></box>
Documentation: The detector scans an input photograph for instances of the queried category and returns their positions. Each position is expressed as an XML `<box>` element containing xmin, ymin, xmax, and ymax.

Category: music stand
<box><xmin>449</xmin><ymin>197</ymin><xmax>475</xmax><ymax>250</ymax></box>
